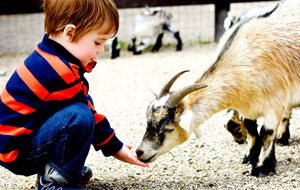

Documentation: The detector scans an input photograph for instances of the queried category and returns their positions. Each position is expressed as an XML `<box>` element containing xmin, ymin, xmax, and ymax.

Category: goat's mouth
<box><xmin>138</xmin><ymin>154</ymin><xmax>157</xmax><ymax>163</ymax></box>
<box><xmin>235</xmin><ymin>138</ymin><xmax>246</xmax><ymax>144</ymax></box>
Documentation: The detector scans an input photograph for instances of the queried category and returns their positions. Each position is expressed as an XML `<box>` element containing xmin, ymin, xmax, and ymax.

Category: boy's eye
<box><xmin>95</xmin><ymin>41</ymin><xmax>101</xmax><ymax>46</ymax></box>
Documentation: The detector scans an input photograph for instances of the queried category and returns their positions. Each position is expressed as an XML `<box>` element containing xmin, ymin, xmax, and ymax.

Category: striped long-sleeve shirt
<box><xmin>0</xmin><ymin>35</ymin><xmax>123</xmax><ymax>164</ymax></box>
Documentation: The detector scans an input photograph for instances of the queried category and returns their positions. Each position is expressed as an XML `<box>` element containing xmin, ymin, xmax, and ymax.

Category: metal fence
<box><xmin>0</xmin><ymin>1</ymin><xmax>277</xmax><ymax>55</ymax></box>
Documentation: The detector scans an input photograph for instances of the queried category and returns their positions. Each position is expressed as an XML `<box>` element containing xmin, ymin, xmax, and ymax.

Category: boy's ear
<box><xmin>63</xmin><ymin>24</ymin><xmax>76</xmax><ymax>41</ymax></box>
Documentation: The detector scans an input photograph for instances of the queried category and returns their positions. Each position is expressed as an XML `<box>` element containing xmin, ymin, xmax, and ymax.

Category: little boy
<box><xmin>0</xmin><ymin>0</ymin><xmax>147</xmax><ymax>189</ymax></box>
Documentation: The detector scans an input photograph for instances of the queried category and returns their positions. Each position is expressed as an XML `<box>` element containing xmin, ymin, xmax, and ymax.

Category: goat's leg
<box><xmin>162</xmin><ymin>23</ymin><xmax>182</xmax><ymax>51</ymax></box>
<box><xmin>111</xmin><ymin>37</ymin><xmax>120</xmax><ymax>59</ymax></box>
<box><xmin>251</xmin><ymin>113</ymin><xmax>280</xmax><ymax>177</ymax></box>
<box><xmin>151</xmin><ymin>33</ymin><xmax>164</xmax><ymax>52</ymax></box>
<box><xmin>277</xmin><ymin>121</ymin><xmax>290</xmax><ymax>145</ymax></box>
<box><xmin>242</xmin><ymin>119</ymin><xmax>261</xmax><ymax>166</ymax></box>
<box><xmin>127</xmin><ymin>38</ymin><xmax>137</xmax><ymax>52</ymax></box>
<box><xmin>276</xmin><ymin>110</ymin><xmax>291</xmax><ymax>145</ymax></box>
<box><xmin>226</xmin><ymin>109</ymin><xmax>291</xmax><ymax>146</ymax></box>
<box><xmin>174</xmin><ymin>31</ymin><xmax>183</xmax><ymax>51</ymax></box>
<box><xmin>133</xmin><ymin>38</ymin><xmax>151</xmax><ymax>55</ymax></box>
<box><xmin>251</xmin><ymin>125</ymin><xmax>277</xmax><ymax>176</ymax></box>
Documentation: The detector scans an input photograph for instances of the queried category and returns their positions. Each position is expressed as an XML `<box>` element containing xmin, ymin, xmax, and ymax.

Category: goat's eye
<box><xmin>164</xmin><ymin>127</ymin><xmax>174</xmax><ymax>133</ymax></box>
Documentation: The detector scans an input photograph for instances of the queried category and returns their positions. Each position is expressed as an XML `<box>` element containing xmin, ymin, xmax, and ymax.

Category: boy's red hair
<box><xmin>43</xmin><ymin>0</ymin><xmax>119</xmax><ymax>41</ymax></box>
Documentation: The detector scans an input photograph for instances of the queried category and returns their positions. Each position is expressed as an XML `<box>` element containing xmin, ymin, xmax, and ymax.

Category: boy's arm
<box><xmin>86</xmin><ymin>96</ymin><xmax>148</xmax><ymax>167</ymax></box>
<box><xmin>92</xmin><ymin>113</ymin><xmax>123</xmax><ymax>156</ymax></box>
<box><xmin>86</xmin><ymin>95</ymin><xmax>123</xmax><ymax>156</ymax></box>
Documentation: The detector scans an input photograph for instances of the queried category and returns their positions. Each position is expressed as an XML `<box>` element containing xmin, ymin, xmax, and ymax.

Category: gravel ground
<box><xmin>0</xmin><ymin>45</ymin><xmax>299</xmax><ymax>190</ymax></box>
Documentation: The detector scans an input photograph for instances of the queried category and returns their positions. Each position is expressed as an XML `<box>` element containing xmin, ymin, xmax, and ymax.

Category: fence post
<box><xmin>215</xmin><ymin>0</ymin><xmax>230</xmax><ymax>42</ymax></box>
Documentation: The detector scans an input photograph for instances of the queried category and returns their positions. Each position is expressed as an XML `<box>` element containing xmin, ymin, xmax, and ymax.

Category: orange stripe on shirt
<box><xmin>45</xmin><ymin>82</ymin><xmax>82</xmax><ymax>101</ymax></box>
<box><xmin>95</xmin><ymin>131</ymin><xmax>115</xmax><ymax>146</ymax></box>
<box><xmin>0</xmin><ymin>150</ymin><xmax>19</xmax><ymax>163</ymax></box>
<box><xmin>36</xmin><ymin>47</ymin><xmax>77</xmax><ymax>85</ymax></box>
<box><xmin>94</xmin><ymin>113</ymin><xmax>105</xmax><ymax>124</ymax></box>
<box><xmin>1</xmin><ymin>88</ymin><xmax>36</xmax><ymax>115</ymax></box>
<box><xmin>87</xmin><ymin>100</ymin><xmax>94</xmax><ymax>110</ymax></box>
<box><xmin>17</xmin><ymin>62</ymin><xmax>49</xmax><ymax>100</ymax></box>
<box><xmin>0</xmin><ymin>124</ymin><xmax>33</xmax><ymax>136</ymax></box>
<box><xmin>70</xmin><ymin>64</ymin><xmax>80</xmax><ymax>81</ymax></box>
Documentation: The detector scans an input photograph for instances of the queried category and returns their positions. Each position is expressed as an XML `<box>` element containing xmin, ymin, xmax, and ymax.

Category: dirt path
<box><xmin>0</xmin><ymin>45</ymin><xmax>299</xmax><ymax>189</ymax></box>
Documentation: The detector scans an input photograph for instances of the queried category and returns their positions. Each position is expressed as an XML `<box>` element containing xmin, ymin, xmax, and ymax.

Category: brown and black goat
<box><xmin>136</xmin><ymin>0</ymin><xmax>300</xmax><ymax>177</ymax></box>
<box><xmin>225</xmin><ymin>109</ymin><xmax>291</xmax><ymax>146</ymax></box>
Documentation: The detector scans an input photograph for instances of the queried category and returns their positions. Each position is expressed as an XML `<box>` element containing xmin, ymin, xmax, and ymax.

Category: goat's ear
<box><xmin>173</xmin><ymin>103</ymin><xmax>185</xmax><ymax>124</ymax></box>
<box><xmin>175</xmin><ymin>103</ymin><xmax>184</xmax><ymax>120</ymax></box>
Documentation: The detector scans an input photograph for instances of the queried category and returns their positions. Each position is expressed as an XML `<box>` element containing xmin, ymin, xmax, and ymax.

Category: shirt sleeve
<box><xmin>86</xmin><ymin>95</ymin><xmax>123</xmax><ymax>157</ymax></box>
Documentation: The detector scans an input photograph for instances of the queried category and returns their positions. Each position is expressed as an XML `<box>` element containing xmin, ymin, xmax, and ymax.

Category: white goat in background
<box><xmin>136</xmin><ymin>0</ymin><xmax>300</xmax><ymax>177</ymax></box>
<box><xmin>128</xmin><ymin>7</ymin><xmax>182</xmax><ymax>55</ymax></box>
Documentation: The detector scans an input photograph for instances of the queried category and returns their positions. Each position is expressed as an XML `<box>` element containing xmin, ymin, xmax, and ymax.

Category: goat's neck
<box><xmin>182</xmin><ymin>73</ymin><xmax>236</xmax><ymax>133</ymax></box>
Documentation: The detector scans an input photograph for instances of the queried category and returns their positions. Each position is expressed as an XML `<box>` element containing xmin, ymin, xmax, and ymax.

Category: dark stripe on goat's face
<box><xmin>145</xmin><ymin>106</ymin><xmax>176</xmax><ymax>149</ymax></box>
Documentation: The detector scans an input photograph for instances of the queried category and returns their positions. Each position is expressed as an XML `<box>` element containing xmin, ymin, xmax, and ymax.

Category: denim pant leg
<box><xmin>7</xmin><ymin>102</ymin><xmax>94</xmax><ymax>183</ymax></box>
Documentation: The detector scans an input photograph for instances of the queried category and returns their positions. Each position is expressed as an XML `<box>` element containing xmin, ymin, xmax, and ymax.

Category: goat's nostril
<box><xmin>136</xmin><ymin>149</ymin><xmax>144</xmax><ymax>157</ymax></box>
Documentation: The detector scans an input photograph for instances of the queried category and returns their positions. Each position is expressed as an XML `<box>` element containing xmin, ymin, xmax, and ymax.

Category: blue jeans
<box><xmin>5</xmin><ymin>103</ymin><xmax>94</xmax><ymax>184</ymax></box>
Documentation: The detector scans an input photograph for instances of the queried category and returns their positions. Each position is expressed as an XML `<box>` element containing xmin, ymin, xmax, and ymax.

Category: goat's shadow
<box><xmin>86</xmin><ymin>177</ymin><xmax>217</xmax><ymax>190</ymax></box>
<box><xmin>86</xmin><ymin>137</ymin><xmax>300</xmax><ymax>190</ymax></box>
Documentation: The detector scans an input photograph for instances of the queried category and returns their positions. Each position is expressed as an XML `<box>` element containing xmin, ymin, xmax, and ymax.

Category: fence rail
<box><xmin>0</xmin><ymin>0</ymin><xmax>277</xmax><ymax>41</ymax></box>
<box><xmin>0</xmin><ymin>0</ymin><xmax>276</xmax><ymax>13</ymax></box>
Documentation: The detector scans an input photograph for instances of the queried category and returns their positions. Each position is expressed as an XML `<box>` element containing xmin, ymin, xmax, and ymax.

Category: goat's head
<box><xmin>136</xmin><ymin>70</ymin><xmax>206</xmax><ymax>162</ymax></box>
<box><xmin>224</xmin><ymin>110</ymin><xmax>247</xmax><ymax>144</ymax></box>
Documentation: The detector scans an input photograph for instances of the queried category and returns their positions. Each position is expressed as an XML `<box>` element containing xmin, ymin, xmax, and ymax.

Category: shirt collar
<box><xmin>38</xmin><ymin>34</ymin><xmax>83</xmax><ymax>69</ymax></box>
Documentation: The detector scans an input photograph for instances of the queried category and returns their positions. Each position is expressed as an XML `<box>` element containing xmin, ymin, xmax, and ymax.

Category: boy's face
<box><xmin>67</xmin><ymin>30</ymin><xmax>112</xmax><ymax>68</ymax></box>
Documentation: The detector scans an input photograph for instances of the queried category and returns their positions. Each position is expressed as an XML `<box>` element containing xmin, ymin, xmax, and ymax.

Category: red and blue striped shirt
<box><xmin>0</xmin><ymin>35</ymin><xmax>123</xmax><ymax>164</ymax></box>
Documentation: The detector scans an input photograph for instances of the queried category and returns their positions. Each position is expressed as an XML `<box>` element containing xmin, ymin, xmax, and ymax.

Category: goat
<box><xmin>223</xmin><ymin>3</ymin><xmax>291</xmax><ymax>146</ymax></box>
<box><xmin>127</xmin><ymin>7</ymin><xmax>182</xmax><ymax>55</ymax></box>
<box><xmin>136</xmin><ymin>0</ymin><xmax>300</xmax><ymax>177</ymax></box>
<box><xmin>225</xmin><ymin>109</ymin><xmax>291</xmax><ymax>146</ymax></box>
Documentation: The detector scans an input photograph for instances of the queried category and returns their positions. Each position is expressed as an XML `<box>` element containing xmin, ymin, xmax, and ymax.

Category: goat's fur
<box><xmin>137</xmin><ymin>0</ymin><xmax>300</xmax><ymax>177</ymax></box>
<box><xmin>223</xmin><ymin>2</ymin><xmax>291</xmax><ymax>146</ymax></box>
<box><xmin>224</xmin><ymin>3</ymin><xmax>278</xmax><ymax>30</ymax></box>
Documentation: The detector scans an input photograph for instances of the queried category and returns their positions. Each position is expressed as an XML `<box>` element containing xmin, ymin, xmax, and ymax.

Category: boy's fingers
<box><xmin>128</xmin><ymin>154</ymin><xmax>148</xmax><ymax>167</ymax></box>
<box><xmin>126</xmin><ymin>145</ymin><xmax>133</xmax><ymax>150</ymax></box>
<box><xmin>131</xmin><ymin>158</ymin><xmax>149</xmax><ymax>167</ymax></box>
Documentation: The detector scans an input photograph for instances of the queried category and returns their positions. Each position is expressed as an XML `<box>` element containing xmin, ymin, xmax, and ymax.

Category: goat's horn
<box><xmin>166</xmin><ymin>84</ymin><xmax>207</xmax><ymax>108</ymax></box>
<box><xmin>158</xmin><ymin>70</ymin><xmax>190</xmax><ymax>98</ymax></box>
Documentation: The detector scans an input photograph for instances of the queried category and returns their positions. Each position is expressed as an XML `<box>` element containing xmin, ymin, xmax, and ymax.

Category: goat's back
<box><xmin>198</xmin><ymin>0</ymin><xmax>300</xmax><ymax>118</ymax></box>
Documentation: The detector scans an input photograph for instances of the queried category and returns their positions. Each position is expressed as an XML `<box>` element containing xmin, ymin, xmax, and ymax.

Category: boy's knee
<box><xmin>64</xmin><ymin>103</ymin><xmax>94</xmax><ymax>134</ymax></box>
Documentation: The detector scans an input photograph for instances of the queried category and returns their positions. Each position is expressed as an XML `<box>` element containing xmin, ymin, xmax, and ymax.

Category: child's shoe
<box><xmin>36</xmin><ymin>164</ymin><xmax>93</xmax><ymax>190</ymax></box>
<box><xmin>81</xmin><ymin>166</ymin><xmax>93</xmax><ymax>184</ymax></box>
<box><xmin>37</xmin><ymin>175</ymin><xmax>86</xmax><ymax>190</ymax></box>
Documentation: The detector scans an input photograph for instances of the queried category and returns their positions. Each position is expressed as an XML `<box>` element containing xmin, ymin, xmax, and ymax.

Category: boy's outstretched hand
<box><xmin>113</xmin><ymin>145</ymin><xmax>149</xmax><ymax>167</ymax></box>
